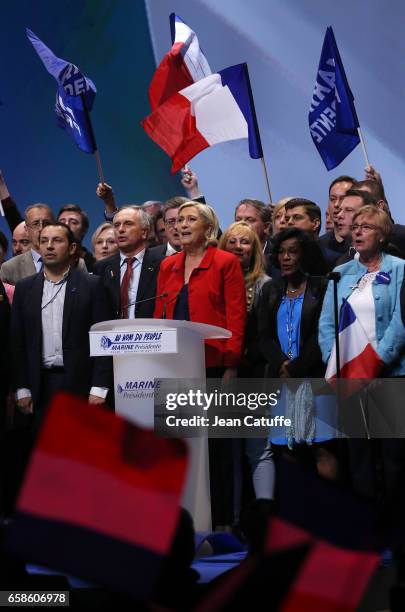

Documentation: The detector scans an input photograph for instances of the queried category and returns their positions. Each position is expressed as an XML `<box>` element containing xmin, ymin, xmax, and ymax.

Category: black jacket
<box><xmin>11</xmin><ymin>268</ymin><xmax>113</xmax><ymax>408</ymax></box>
<box><xmin>257</xmin><ymin>277</ymin><xmax>328</xmax><ymax>378</ymax></box>
<box><xmin>93</xmin><ymin>248</ymin><xmax>165</xmax><ymax>319</ymax></box>
<box><xmin>0</xmin><ymin>281</ymin><xmax>11</xmax><ymax>402</ymax></box>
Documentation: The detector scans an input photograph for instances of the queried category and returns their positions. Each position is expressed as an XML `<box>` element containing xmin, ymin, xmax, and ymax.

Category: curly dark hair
<box><xmin>271</xmin><ymin>227</ymin><xmax>328</xmax><ymax>276</ymax></box>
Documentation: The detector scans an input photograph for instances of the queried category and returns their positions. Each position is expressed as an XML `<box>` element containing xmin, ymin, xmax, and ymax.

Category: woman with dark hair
<box><xmin>257</xmin><ymin>228</ymin><xmax>338</xmax><ymax>476</ymax></box>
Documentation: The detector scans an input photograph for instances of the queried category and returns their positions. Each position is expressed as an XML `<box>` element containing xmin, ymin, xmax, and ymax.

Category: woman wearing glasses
<box><xmin>319</xmin><ymin>206</ymin><xmax>405</xmax><ymax>379</ymax></box>
<box><xmin>319</xmin><ymin>205</ymin><xmax>405</xmax><ymax>536</ymax></box>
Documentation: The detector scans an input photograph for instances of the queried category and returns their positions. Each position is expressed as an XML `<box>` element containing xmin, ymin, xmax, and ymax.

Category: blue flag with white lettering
<box><xmin>309</xmin><ymin>27</ymin><xmax>360</xmax><ymax>170</ymax></box>
<box><xmin>26</xmin><ymin>28</ymin><xmax>97</xmax><ymax>154</ymax></box>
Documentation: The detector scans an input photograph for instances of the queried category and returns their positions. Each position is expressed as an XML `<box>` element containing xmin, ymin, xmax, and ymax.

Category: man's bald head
<box><xmin>12</xmin><ymin>221</ymin><xmax>31</xmax><ymax>256</ymax></box>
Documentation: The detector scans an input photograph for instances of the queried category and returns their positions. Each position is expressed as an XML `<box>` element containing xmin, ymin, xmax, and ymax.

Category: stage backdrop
<box><xmin>0</xmin><ymin>0</ymin><xmax>181</xmax><ymax>250</ymax></box>
<box><xmin>2</xmin><ymin>1</ymin><xmax>405</xmax><ymax>251</ymax></box>
<box><xmin>146</xmin><ymin>0</ymin><xmax>405</xmax><ymax>226</ymax></box>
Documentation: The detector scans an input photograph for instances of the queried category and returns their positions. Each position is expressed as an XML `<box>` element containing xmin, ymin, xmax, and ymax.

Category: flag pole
<box><xmin>357</xmin><ymin>127</ymin><xmax>370</xmax><ymax>168</ymax></box>
<box><xmin>80</xmin><ymin>93</ymin><xmax>105</xmax><ymax>184</ymax></box>
<box><xmin>242</xmin><ymin>63</ymin><xmax>273</xmax><ymax>204</ymax></box>
<box><xmin>260</xmin><ymin>156</ymin><xmax>272</xmax><ymax>204</ymax></box>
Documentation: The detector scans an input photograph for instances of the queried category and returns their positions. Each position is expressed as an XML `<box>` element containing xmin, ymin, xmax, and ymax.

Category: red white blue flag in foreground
<box><xmin>148</xmin><ymin>13</ymin><xmax>211</xmax><ymax>111</ymax></box>
<box><xmin>326</xmin><ymin>299</ymin><xmax>384</xmax><ymax>380</ymax></box>
<box><xmin>309</xmin><ymin>27</ymin><xmax>360</xmax><ymax>171</ymax></box>
<box><xmin>8</xmin><ymin>393</ymin><xmax>188</xmax><ymax>599</ymax></box>
<box><xmin>142</xmin><ymin>63</ymin><xmax>263</xmax><ymax>173</ymax></box>
<box><xmin>26</xmin><ymin>28</ymin><xmax>97</xmax><ymax>154</ymax></box>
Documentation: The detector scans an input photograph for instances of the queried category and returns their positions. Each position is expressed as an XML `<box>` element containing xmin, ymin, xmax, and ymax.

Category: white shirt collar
<box><xmin>31</xmin><ymin>249</ymin><xmax>42</xmax><ymax>263</ymax></box>
<box><xmin>166</xmin><ymin>242</ymin><xmax>178</xmax><ymax>256</ymax></box>
<box><xmin>119</xmin><ymin>248</ymin><xmax>145</xmax><ymax>267</ymax></box>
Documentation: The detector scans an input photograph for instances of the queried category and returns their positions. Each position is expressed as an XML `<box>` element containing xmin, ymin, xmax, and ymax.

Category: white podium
<box><xmin>89</xmin><ymin>318</ymin><xmax>231</xmax><ymax>531</ymax></box>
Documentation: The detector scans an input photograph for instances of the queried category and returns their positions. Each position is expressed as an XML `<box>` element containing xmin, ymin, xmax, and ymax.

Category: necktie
<box><xmin>120</xmin><ymin>257</ymin><xmax>136</xmax><ymax>318</ymax></box>
<box><xmin>38</xmin><ymin>257</ymin><xmax>43</xmax><ymax>272</ymax></box>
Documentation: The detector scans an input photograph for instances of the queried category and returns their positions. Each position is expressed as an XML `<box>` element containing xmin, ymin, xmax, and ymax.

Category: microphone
<box><xmin>303</xmin><ymin>271</ymin><xmax>341</xmax><ymax>281</ymax></box>
<box><xmin>120</xmin><ymin>292</ymin><xmax>168</xmax><ymax>318</ymax></box>
<box><xmin>162</xmin><ymin>291</ymin><xmax>180</xmax><ymax>319</ymax></box>
<box><xmin>326</xmin><ymin>271</ymin><xmax>341</xmax><ymax>282</ymax></box>
<box><xmin>163</xmin><ymin>291</ymin><xmax>181</xmax><ymax>319</ymax></box>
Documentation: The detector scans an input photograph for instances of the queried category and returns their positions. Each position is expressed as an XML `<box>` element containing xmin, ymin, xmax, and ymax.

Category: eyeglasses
<box><xmin>26</xmin><ymin>219</ymin><xmax>50</xmax><ymax>229</ymax></box>
<box><xmin>164</xmin><ymin>218</ymin><xmax>177</xmax><ymax>227</ymax></box>
<box><xmin>350</xmin><ymin>223</ymin><xmax>378</xmax><ymax>233</ymax></box>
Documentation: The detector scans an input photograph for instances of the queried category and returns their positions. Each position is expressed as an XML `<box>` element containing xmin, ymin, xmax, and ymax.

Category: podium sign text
<box><xmin>89</xmin><ymin>329</ymin><xmax>178</xmax><ymax>356</ymax></box>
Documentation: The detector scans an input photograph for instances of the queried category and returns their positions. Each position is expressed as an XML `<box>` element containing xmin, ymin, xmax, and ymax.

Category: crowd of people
<box><xmin>1</xmin><ymin>163</ymin><xmax>405</xmax><ymax>557</ymax></box>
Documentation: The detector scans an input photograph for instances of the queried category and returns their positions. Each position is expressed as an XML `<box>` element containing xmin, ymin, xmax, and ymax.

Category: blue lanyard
<box><xmin>286</xmin><ymin>297</ymin><xmax>297</xmax><ymax>360</ymax></box>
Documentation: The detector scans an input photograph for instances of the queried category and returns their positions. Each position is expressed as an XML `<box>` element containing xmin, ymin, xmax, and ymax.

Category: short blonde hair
<box><xmin>177</xmin><ymin>201</ymin><xmax>219</xmax><ymax>245</ymax></box>
<box><xmin>272</xmin><ymin>201</ymin><xmax>287</xmax><ymax>221</ymax></box>
<box><xmin>275</xmin><ymin>197</ymin><xmax>295</xmax><ymax>209</ymax></box>
<box><xmin>91</xmin><ymin>222</ymin><xmax>114</xmax><ymax>248</ymax></box>
<box><xmin>352</xmin><ymin>205</ymin><xmax>392</xmax><ymax>241</ymax></box>
<box><xmin>219</xmin><ymin>221</ymin><xmax>265</xmax><ymax>286</ymax></box>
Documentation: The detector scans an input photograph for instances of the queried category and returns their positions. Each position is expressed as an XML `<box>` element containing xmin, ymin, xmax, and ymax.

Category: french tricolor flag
<box><xmin>8</xmin><ymin>393</ymin><xmax>188</xmax><ymax>599</ymax></box>
<box><xmin>326</xmin><ymin>299</ymin><xmax>384</xmax><ymax>380</ymax></box>
<box><xmin>142</xmin><ymin>63</ymin><xmax>263</xmax><ymax>174</ymax></box>
<box><xmin>148</xmin><ymin>13</ymin><xmax>211</xmax><ymax>111</ymax></box>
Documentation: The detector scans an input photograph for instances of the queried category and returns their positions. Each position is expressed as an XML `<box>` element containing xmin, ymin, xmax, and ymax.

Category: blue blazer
<box><xmin>319</xmin><ymin>253</ymin><xmax>405</xmax><ymax>376</ymax></box>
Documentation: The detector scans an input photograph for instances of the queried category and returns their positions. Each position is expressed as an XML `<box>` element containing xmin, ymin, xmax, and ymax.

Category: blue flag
<box><xmin>309</xmin><ymin>27</ymin><xmax>360</xmax><ymax>171</ymax></box>
<box><xmin>222</xmin><ymin>63</ymin><xmax>263</xmax><ymax>159</ymax></box>
<box><xmin>26</xmin><ymin>28</ymin><xmax>97</xmax><ymax>154</ymax></box>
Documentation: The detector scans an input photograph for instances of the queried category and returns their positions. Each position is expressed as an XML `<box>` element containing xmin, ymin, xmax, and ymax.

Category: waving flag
<box><xmin>26</xmin><ymin>28</ymin><xmax>97</xmax><ymax>154</ymax></box>
<box><xmin>309</xmin><ymin>27</ymin><xmax>360</xmax><ymax>170</ymax></box>
<box><xmin>148</xmin><ymin>13</ymin><xmax>211</xmax><ymax>111</ymax></box>
<box><xmin>8</xmin><ymin>393</ymin><xmax>188</xmax><ymax>598</ymax></box>
<box><xmin>326</xmin><ymin>299</ymin><xmax>384</xmax><ymax>380</ymax></box>
<box><xmin>142</xmin><ymin>63</ymin><xmax>263</xmax><ymax>173</ymax></box>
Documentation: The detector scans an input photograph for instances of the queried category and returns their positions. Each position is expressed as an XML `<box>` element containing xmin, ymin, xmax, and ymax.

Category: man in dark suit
<box><xmin>58</xmin><ymin>203</ymin><xmax>96</xmax><ymax>271</ymax></box>
<box><xmin>94</xmin><ymin>206</ymin><xmax>165</xmax><ymax>319</ymax></box>
<box><xmin>149</xmin><ymin>197</ymin><xmax>184</xmax><ymax>259</ymax></box>
<box><xmin>11</xmin><ymin>223</ymin><xmax>113</xmax><ymax>419</ymax></box>
<box><xmin>0</xmin><ymin>280</ymin><xmax>10</xmax><ymax>424</ymax></box>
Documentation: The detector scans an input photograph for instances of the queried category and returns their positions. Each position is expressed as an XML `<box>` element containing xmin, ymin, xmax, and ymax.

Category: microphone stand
<box><xmin>327</xmin><ymin>271</ymin><xmax>341</xmax><ymax>379</ymax></box>
<box><xmin>305</xmin><ymin>271</ymin><xmax>341</xmax><ymax>377</ymax></box>
<box><xmin>120</xmin><ymin>292</ymin><xmax>168</xmax><ymax>319</ymax></box>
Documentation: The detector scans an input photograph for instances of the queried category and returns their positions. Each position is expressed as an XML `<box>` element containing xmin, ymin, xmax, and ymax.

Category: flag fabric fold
<box><xmin>8</xmin><ymin>393</ymin><xmax>188</xmax><ymax>599</ymax></box>
<box><xmin>326</xmin><ymin>298</ymin><xmax>384</xmax><ymax>380</ymax></box>
<box><xmin>148</xmin><ymin>13</ymin><xmax>211</xmax><ymax>111</ymax></box>
<box><xmin>26</xmin><ymin>28</ymin><xmax>97</xmax><ymax>153</ymax></box>
<box><xmin>309</xmin><ymin>26</ymin><xmax>360</xmax><ymax>170</ymax></box>
<box><xmin>142</xmin><ymin>63</ymin><xmax>262</xmax><ymax>173</ymax></box>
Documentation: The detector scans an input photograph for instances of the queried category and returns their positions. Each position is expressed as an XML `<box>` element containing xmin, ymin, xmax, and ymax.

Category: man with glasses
<box><xmin>150</xmin><ymin>197</ymin><xmax>185</xmax><ymax>259</ymax></box>
<box><xmin>0</xmin><ymin>204</ymin><xmax>54</xmax><ymax>285</ymax></box>
<box><xmin>334</xmin><ymin>190</ymin><xmax>378</xmax><ymax>265</ymax></box>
